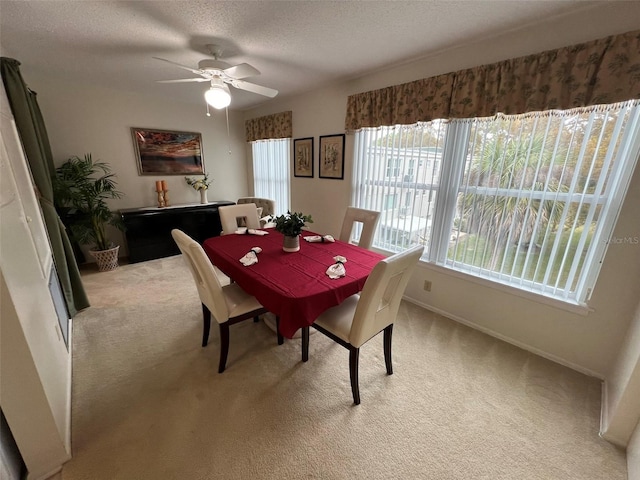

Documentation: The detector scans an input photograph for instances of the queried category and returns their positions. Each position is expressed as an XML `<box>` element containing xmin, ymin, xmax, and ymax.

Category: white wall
<box><xmin>601</xmin><ymin>298</ymin><xmax>640</xmax><ymax>446</ymax></box>
<box><xmin>19</xmin><ymin>74</ymin><xmax>252</xmax><ymax>256</ymax></box>
<box><xmin>243</xmin><ymin>3</ymin><xmax>640</xmax><ymax>378</ymax></box>
<box><xmin>629</xmin><ymin>421</ymin><xmax>640</xmax><ymax>480</ymax></box>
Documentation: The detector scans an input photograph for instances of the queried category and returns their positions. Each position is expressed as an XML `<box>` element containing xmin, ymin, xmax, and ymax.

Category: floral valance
<box><xmin>345</xmin><ymin>29</ymin><xmax>640</xmax><ymax>131</ymax></box>
<box><xmin>245</xmin><ymin>110</ymin><xmax>292</xmax><ymax>142</ymax></box>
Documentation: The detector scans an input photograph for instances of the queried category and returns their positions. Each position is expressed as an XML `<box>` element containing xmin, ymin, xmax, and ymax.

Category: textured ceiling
<box><xmin>0</xmin><ymin>1</ymin><xmax>603</xmax><ymax>110</ymax></box>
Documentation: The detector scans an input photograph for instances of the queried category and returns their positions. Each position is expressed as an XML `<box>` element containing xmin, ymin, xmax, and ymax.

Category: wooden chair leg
<box><xmin>301</xmin><ymin>326</ymin><xmax>309</xmax><ymax>362</ymax></box>
<box><xmin>201</xmin><ymin>303</ymin><xmax>211</xmax><ymax>347</ymax></box>
<box><xmin>349</xmin><ymin>347</ymin><xmax>360</xmax><ymax>405</ymax></box>
<box><xmin>218</xmin><ymin>322</ymin><xmax>230</xmax><ymax>373</ymax></box>
<box><xmin>384</xmin><ymin>324</ymin><xmax>394</xmax><ymax>375</ymax></box>
<box><xmin>276</xmin><ymin>316</ymin><xmax>284</xmax><ymax>345</ymax></box>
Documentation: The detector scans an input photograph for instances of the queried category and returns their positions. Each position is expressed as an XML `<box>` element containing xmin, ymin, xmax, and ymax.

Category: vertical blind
<box><xmin>251</xmin><ymin>138</ymin><xmax>291</xmax><ymax>215</ymax></box>
<box><xmin>352</xmin><ymin>100</ymin><xmax>640</xmax><ymax>304</ymax></box>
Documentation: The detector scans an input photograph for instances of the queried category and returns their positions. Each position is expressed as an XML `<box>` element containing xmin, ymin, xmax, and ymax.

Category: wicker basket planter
<box><xmin>89</xmin><ymin>245</ymin><xmax>120</xmax><ymax>271</ymax></box>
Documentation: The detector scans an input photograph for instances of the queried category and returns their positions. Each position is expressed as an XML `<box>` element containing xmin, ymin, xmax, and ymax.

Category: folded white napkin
<box><xmin>304</xmin><ymin>234</ymin><xmax>335</xmax><ymax>243</ymax></box>
<box><xmin>240</xmin><ymin>247</ymin><xmax>262</xmax><ymax>266</ymax></box>
<box><xmin>235</xmin><ymin>227</ymin><xmax>269</xmax><ymax>236</ymax></box>
<box><xmin>326</xmin><ymin>255</ymin><xmax>347</xmax><ymax>279</ymax></box>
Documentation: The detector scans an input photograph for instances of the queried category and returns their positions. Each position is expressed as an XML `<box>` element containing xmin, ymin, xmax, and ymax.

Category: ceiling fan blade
<box><xmin>152</xmin><ymin>57</ymin><xmax>202</xmax><ymax>75</ymax></box>
<box><xmin>223</xmin><ymin>63</ymin><xmax>260</xmax><ymax>79</ymax></box>
<box><xmin>231</xmin><ymin>79</ymin><xmax>278</xmax><ymax>98</ymax></box>
<box><xmin>157</xmin><ymin>78</ymin><xmax>209</xmax><ymax>83</ymax></box>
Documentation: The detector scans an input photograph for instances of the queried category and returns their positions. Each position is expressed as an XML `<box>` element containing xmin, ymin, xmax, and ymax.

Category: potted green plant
<box><xmin>273</xmin><ymin>210</ymin><xmax>313</xmax><ymax>252</ymax></box>
<box><xmin>53</xmin><ymin>153</ymin><xmax>125</xmax><ymax>271</ymax></box>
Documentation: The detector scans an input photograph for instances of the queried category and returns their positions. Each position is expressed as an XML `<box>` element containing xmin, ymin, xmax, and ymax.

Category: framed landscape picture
<box><xmin>131</xmin><ymin>127</ymin><xmax>204</xmax><ymax>175</ymax></box>
<box><xmin>319</xmin><ymin>134</ymin><xmax>345</xmax><ymax>180</ymax></box>
<box><xmin>293</xmin><ymin>137</ymin><xmax>314</xmax><ymax>177</ymax></box>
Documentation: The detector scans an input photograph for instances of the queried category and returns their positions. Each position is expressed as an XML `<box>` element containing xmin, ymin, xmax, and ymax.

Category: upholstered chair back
<box><xmin>339</xmin><ymin>207</ymin><xmax>381</xmax><ymax>250</ymax></box>
<box><xmin>348</xmin><ymin>244</ymin><xmax>423</xmax><ymax>347</ymax></box>
<box><xmin>237</xmin><ymin>197</ymin><xmax>276</xmax><ymax>217</ymax></box>
<box><xmin>171</xmin><ymin>229</ymin><xmax>229</xmax><ymax>323</ymax></box>
<box><xmin>219</xmin><ymin>203</ymin><xmax>261</xmax><ymax>234</ymax></box>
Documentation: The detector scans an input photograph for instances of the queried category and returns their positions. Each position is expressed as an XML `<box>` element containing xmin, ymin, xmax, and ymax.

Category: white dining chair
<box><xmin>339</xmin><ymin>206</ymin><xmax>381</xmax><ymax>250</ymax></box>
<box><xmin>171</xmin><ymin>229</ymin><xmax>269</xmax><ymax>373</ymax></box>
<box><xmin>301</xmin><ymin>244</ymin><xmax>424</xmax><ymax>404</ymax></box>
<box><xmin>237</xmin><ymin>197</ymin><xmax>276</xmax><ymax>217</ymax></box>
<box><xmin>219</xmin><ymin>203</ymin><xmax>262</xmax><ymax>234</ymax></box>
<box><xmin>237</xmin><ymin>197</ymin><xmax>276</xmax><ymax>227</ymax></box>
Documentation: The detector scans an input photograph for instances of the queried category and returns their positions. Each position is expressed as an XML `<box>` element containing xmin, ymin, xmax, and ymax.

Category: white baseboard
<box><xmin>597</xmin><ymin>381</ymin><xmax>625</xmax><ymax>447</ymax></box>
<box><xmin>600</xmin><ymin>430</ymin><xmax>629</xmax><ymax>448</ymax></box>
<box><xmin>402</xmin><ymin>295</ymin><xmax>604</xmax><ymax>380</ymax></box>
<box><xmin>65</xmin><ymin>316</ymin><xmax>73</xmax><ymax>454</ymax></box>
<box><xmin>600</xmin><ymin>380</ymin><xmax>610</xmax><ymax>437</ymax></box>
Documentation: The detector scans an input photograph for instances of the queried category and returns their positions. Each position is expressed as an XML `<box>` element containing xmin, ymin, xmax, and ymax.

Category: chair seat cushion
<box><xmin>313</xmin><ymin>294</ymin><xmax>360</xmax><ymax>343</ymax></box>
<box><xmin>222</xmin><ymin>283</ymin><xmax>264</xmax><ymax>320</ymax></box>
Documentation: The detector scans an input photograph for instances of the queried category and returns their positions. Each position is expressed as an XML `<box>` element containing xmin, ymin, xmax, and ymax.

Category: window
<box><xmin>386</xmin><ymin>158</ymin><xmax>400</xmax><ymax>177</ymax></box>
<box><xmin>251</xmin><ymin>138</ymin><xmax>291</xmax><ymax>215</ymax></box>
<box><xmin>352</xmin><ymin>101</ymin><xmax>640</xmax><ymax>304</ymax></box>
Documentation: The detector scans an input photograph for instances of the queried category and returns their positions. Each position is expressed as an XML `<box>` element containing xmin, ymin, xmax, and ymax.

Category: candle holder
<box><xmin>162</xmin><ymin>189</ymin><xmax>170</xmax><ymax>207</ymax></box>
<box><xmin>156</xmin><ymin>190</ymin><xmax>166</xmax><ymax>208</ymax></box>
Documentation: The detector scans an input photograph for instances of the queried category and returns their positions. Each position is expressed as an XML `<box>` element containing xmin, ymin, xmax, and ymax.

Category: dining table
<box><xmin>202</xmin><ymin>228</ymin><xmax>386</xmax><ymax>339</ymax></box>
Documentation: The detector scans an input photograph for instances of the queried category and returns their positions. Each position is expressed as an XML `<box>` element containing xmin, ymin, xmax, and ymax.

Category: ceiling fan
<box><xmin>153</xmin><ymin>44</ymin><xmax>278</xmax><ymax>109</ymax></box>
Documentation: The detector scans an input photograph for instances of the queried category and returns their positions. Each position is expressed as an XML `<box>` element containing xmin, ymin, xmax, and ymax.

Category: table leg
<box><xmin>262</xmin><ymin>312</ymin><xmax>316</xmax><ymax>342</ymax></box>
<box><xmin>276</xmin><ymin>316</ymin><xmax>284</xmax><ymax>345</ymax></box>
<box><xmin>302</xmin><ymin>326</ymin><xmax>309</xmax><ymax>362</ymax></box>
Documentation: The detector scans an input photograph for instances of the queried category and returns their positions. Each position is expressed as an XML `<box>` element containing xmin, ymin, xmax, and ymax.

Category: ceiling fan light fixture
<box><xmin>204</xmin><ymin>78</ymin><xmax>231</xmax><ymax>109</ymax></box>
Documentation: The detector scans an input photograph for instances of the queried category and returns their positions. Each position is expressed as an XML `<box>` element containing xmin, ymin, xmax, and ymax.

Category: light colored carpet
<box><xmin>61</xmin><ymin>255</ymin><xmax>626</xmax><ymax>479</ymax></box>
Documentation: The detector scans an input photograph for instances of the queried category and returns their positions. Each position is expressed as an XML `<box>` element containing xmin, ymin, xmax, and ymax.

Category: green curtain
<box><xmin>1</xmin><ymin>57</ymin><xmax>89</xmax><ymax>316</ymax></box>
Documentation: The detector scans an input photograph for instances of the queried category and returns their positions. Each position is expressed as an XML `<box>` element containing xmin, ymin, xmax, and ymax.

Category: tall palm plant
<box><xmin>53</xmin><ymin>154</ymin><xmax>124</xmax><ymax>251</ymax></box>
<box><xmin>459</xmin><ymin>129</ymin><xmax>568</xmax><ymax>270</ymax></box>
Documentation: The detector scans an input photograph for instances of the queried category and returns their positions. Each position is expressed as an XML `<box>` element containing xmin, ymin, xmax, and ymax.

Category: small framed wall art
<box><xmin>131</xmin><ymin>127</ymin><xmax>204</xmax><ymax>175</ymax></box>
<box><xmin>319</xmin><ymin>134</ymin><xmax>345</xmax><ymax>180</ymax></box>
<box><xmin>293</xmin><ymin>137</ymin><xmax>314</xmax><ymax>178</ymax></box>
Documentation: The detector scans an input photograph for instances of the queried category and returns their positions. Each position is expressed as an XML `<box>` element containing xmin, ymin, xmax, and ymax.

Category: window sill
<box><xmin>371</xmin><ymin>246</ymin><xmax>593</xmax><ymax>316</ymax></box>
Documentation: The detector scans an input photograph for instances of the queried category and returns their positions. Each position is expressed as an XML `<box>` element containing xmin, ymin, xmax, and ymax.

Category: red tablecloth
<box><xmin>202</xmin><ymin>230</ymin><xmax>385</xmax><ymax>338</ymax></box>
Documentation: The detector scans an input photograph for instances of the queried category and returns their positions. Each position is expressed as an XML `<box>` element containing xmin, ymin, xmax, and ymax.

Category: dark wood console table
<box><xmin>120</xmin><ymin>201</ymin><xmax>235</xmax><ymax>263</ymax></box>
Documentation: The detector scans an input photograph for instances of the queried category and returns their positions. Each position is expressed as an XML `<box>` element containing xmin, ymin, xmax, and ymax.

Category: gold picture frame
<box><xmin>132</xmin><ymin>127</ymin><xmax>204</xmax><ymax>175</ymax></box>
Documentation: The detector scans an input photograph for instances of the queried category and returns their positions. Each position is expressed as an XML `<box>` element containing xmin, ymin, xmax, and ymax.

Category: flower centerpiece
<box><xmin>185</xmin><ymin>173</ymin><xmax>212</xmax><ymax>204</ymax></box>
<box><xmin>273</xmin><ymin>210</ymin><xmax>313</xmax><ymax>252</ymax></box>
